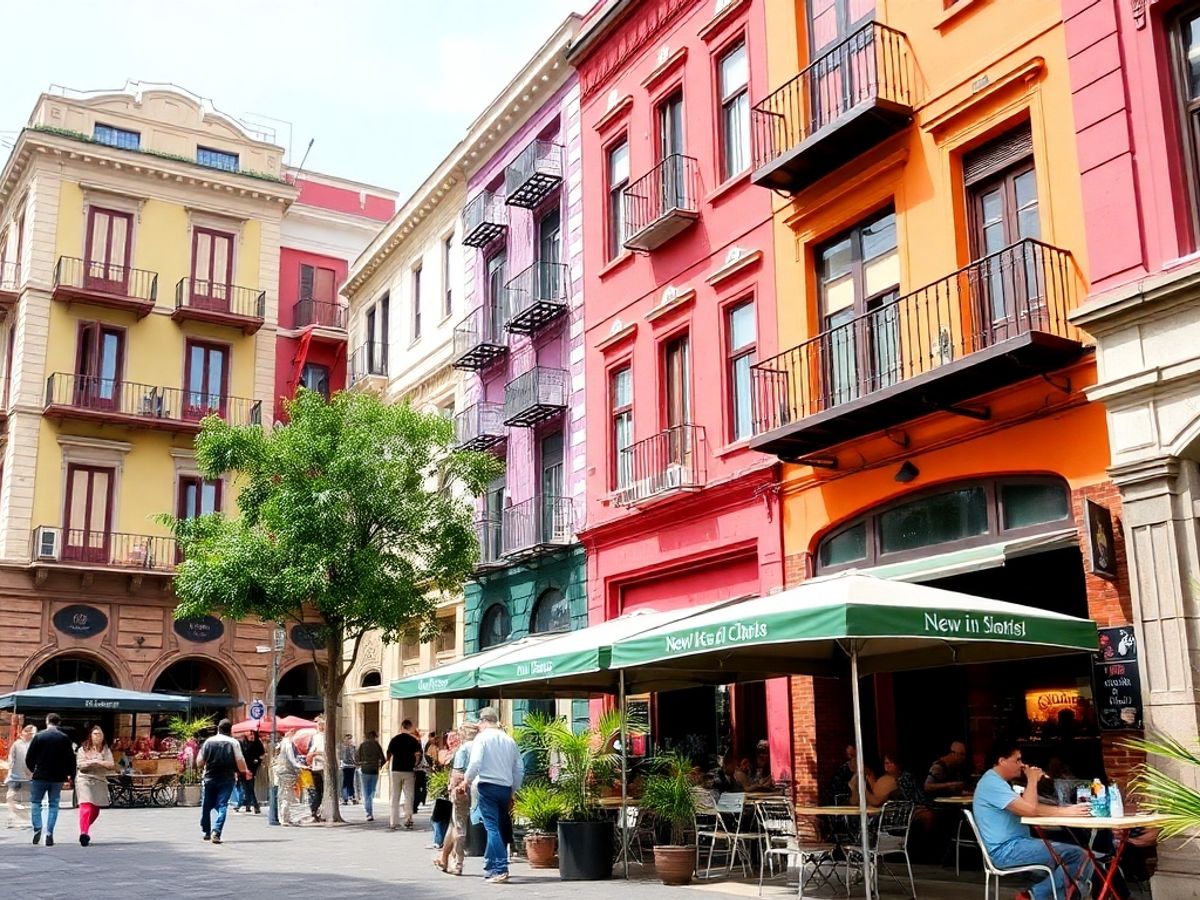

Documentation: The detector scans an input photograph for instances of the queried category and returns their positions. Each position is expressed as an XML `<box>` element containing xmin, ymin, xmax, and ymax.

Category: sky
<box><xmin>0</xmin><ymin>0</ymin><xmax>585</xmax><ymax>200</ymax></box>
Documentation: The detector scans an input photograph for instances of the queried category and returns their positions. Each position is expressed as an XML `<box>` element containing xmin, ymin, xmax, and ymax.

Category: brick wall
<box><xmin>1071</xmin><ymin>481</ymin><xmax>1134</xmax><ymax>626</ymax></box>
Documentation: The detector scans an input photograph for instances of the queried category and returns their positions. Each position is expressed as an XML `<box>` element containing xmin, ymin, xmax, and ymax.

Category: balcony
<box><xmin>453</xmin><ymin>402</ymin><xmax>506</xmax><ymax>452</ymax></box>
<box><xmin>623</xmin><ymin>154</ymin><xmax>700</xmax><ymax>252</ymax></box>
<box><xmin>751</xmin><ymin>22</ymin><xmax>914</xmax><ymax>194</ymax></box>
<box><xmin>504</xmin><ymin>261</ymin><xmax>569</xmax><ymax>335</ymax></box>
<box><xmin>33</xmin><ymin>526</ymin><xmax>177</xmax><ymax>574</ymax></box>
<box><xmin>0</xmin><ymin>260</ymin><xmax>18</xmax><ymax>310</ymax></box>
<box><xmin>503</xmin><ymin>367</ymin><xmax>567</xmax><ymax>428</ymax></box>
<box><xmin>502</xmin><ymin>495</ymin><xmax>573</xmax><ymax>558</ymax></box>
<box><xmin>750</xmin><ymin>239</ymin><xmax>1085</xmax><ymax>459</ymax></box>
<box><xmin>348</xmin><ymin>342</ymin><xmax>387</xmax><ymax>391</ymax></box>
<box><xmin>474</xmin><ymin>518</ymin><xmax>504</xmax><ymax>572</ymax></box>
<box><xmin>504</xmin><ymin>140</ymin><xmax>564</xmax><ymax>209</ymax></box>
<box><xmin>173</xmin><ymin>278</ymin><xmax>265</xmax><ymax>334</ymax></box>
<box><xmin>43</xmin><ymin>373</ymin><xmax>262</xmax><ymax>432</ymax></box>
<box><xmin>293</xmin><ymin>299</ymin><xmax>348</xmax><ymax>343</ymax></box>
<box><xmin>614</xmin><ymin>424</ymin><xmax>708</xmax><ymax>508</ymax></box>
<box><xmin>462</xmin><ymin>191</ymin><xmax>507</xmax><ymax>249</ymax></box>
<box><xmin>452</xmin><ymin>305</ymin><xmax>508</xmax><ymax>371</ymax></box>
<box><xmin>52</xmin><ymin>256</ymin><xmax>158</xmax><ymax>317</ymax></box>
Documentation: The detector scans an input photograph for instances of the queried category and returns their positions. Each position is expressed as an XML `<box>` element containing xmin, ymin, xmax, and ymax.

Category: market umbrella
<box><xmin>607</xmin><ymin>571</ymin><xmax>1100</xmax><ymax>899</ymax></box>
<box><xmin>389</xmin><ymin>635</ymin><xmax>558</xmax><ymax>700</ymax></box>
<box><xmin>0</xmin><ymin>681</ymin><xmax>192</xmax><ymax>713</ymax></box>
<box><xmin>231</xmin><ymin>716</ymin><xmax>316</xmax><ymax>736</ymax></box>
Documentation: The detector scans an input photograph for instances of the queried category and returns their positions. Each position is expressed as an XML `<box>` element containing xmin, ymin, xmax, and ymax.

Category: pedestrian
<box><xmin>235</xmin><ymin>730</ymin><xmax>264</xmax><ymax>813</ymax></box>
<box><xmin>5</xmin><ymin>724</ymin><xmax>35</xmax><ymax>829</ymax></box>
<box><xmin>385</xmin><ymin>719</ymin><xmax>422</xmax><ymax>831</ymax></box>
<box><xmin>197</xmin><ymin>718</ymin><xmax>252</xmax><ymax>844</ymax></box>
<box><xmin>464</xmin><ymin>707</ymin><xmax>524</xmax><ymax>884</ymax></box>
<box><xmin>272</xmin><ymin>730</ymin><xmax>304</xmax><ymax>826</ymax></box>
<box><xmin>356</xmin><ymin>730</ymin><xmax>386</xmax><ymax>822</ymax></box>
<box><xmin>74</xmin><ymin>724</ymin><xmax>114</xmax><ymax>846</ymax></box>
<box><xmin>339</xmin><ymin>733</ymin><xmax>357</xmax><ymax>804</ymax></box>
<box><xmin>24</xmin><ymin>712</ymin><xmax>75</xmax><ymax>847</ymax></box>
<box><xmin>305</xmin><ymin>715</ymin><xmax>327</xmax><ymax>821</ymax></box>
<box><xmin>436</xmin><ymin>722</ymin><xmax>478</xmax><ymax>876</ymax></box>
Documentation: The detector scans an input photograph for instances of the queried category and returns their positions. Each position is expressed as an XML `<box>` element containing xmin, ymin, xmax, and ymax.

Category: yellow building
<box><xmin>0</xmin><ymin>84</ymin><xmax>310</xmax><ymax>737</ymax></box>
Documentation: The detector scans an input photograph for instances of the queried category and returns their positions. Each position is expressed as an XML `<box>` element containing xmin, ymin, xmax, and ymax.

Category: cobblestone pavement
<box><xmin>0</xmin><ymin>802</ymin><xmax>1003</xmax><ymax>900</ymax></box>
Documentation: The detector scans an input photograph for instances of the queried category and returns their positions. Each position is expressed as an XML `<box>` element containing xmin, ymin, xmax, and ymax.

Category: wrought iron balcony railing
<box><xmin>53</xmin><ymin>257</ymin><xmax>158</xmax><ymax>314</ymax></box>
<box><xmin>474</xmin><ymin>517</ymin><xmax>504</xmax><ymax>570</ymax></box>
<box><xmin>750</xmin><ymin>239</ymin><xmax>1080</xmax><ymax>452</ymax></box>
<box><xmin>35</xmin><ymin>526</ymin><xmax>177</xmax><ymax>572</ymax></box>
<box><xmin>454</xmin><ymin>402</ymin><xmax>507</xmax><ymax>452</ymax></box>
<box><xmin>614</xmin><ymin>424</ymin><xmax>708</xmax><ymax>507</ymax></box>
<box><xmin>504</xmin><ymin>261</ymin><xmax>569</xmax><ymax>335</ymax></box>
<box><xmin>44</xmin><ymin>372</ymin><xmax>262</xmax><ymax>430</ymax></box>
<box><xmin>504</xmin><ymin>140</ymin><xmax>564</xmax><ymax>209</ymax></box>
<box><xmin>462</xmin><ymin>191</ymin><xmax>507</xmax><ymax>249</ymax></box>
<box><xmin>349</xmin><ymin>342</ymin><xmax>388</xmax><ymax>385</ymax></box>
<box><xmin>294</xmin><ymin>299</ymin><xmax>347</xmax><ymax>331</ymax></box>
<box><xmin>623</xmin><ymin>153</ymin><xmax>700</xmax><ymax>252</ymax></box>
<box><xmin>751</xmin><ymin>22</ymin><xmax>914</xmax><ymax>193</ymax></box>
<box><xmin>174</xmin><ymin>277</ymin><xmax>266</xmax><ymax>333</ymax></box>
<box><xmin>452</xmin><ymin>304</ymin><xmax>508</xmax><ymax>371</ymax></box>
<box><xmin>503</xmin><ymin>366</ymin><xmax>567</xmax><ymax>428</ymax></box>
<box><xmin>502</xmin><ymin>495</ymin><xmax>573</xmax><ymax>557</ymax></box>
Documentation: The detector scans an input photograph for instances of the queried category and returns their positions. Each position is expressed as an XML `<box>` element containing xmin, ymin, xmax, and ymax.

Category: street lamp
<box><xmin>255</xmin><ymin>623</ymin><xmax>286</xmax><ymax>826</ymax></box>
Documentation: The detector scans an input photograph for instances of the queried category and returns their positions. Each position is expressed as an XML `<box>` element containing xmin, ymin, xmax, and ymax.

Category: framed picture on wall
<box><xmin>1083</xmin><ymin>499</ymin><xmax>1117</xmax><ymax>581</ymax></box>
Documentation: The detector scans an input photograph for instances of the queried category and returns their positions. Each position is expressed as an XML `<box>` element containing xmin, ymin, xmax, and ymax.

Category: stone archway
<box><xmin>276</xmin><ymin>662</ymin><xmax>324</xmax><ymax>718</ymax></box>
<box><xmin>19</xmin><ymin>644</ymin><xmax>130</xmax><ymax>692</ymax></box>
<box><xmin>148</xmin><ymin>655</ymin><xmax>244</xmax><ymax>722</ymax></box>
<box><xmin>28</xmin><ymin>653</ymin><xmax>117</xmax><ymax>688</ymax></box>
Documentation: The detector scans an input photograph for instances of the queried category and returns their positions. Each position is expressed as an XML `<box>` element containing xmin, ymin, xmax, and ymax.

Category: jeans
<box><xmin>29</xmin><ymin>780</ymin><xmax>61</xmax><ymax>836</ymax></box>
<box><xmin>361</xmin><ymin>772</ymin><xmax>378</xmax><ymax>818</ymax></box>
<box><xmin>200</xmin><ymin>779</ymin><xmax>236</xmax><ymax>837</ymax></box>
<box><xmin>389</xmin><ymin>771</ymin><xmax>415</xmax><ymax>827</ymax></box>
<box><xmin>990</xmin><ymin>836</ymin><xmax>1094</xmax><ymax>900</ymax></box>
<box><xmin>237</xmin><ymin>774</ymin><xmax>259</xmax><ymax>811</ymax></box>
<box><xmin>341</xmin><ymin>767</ymin><xmax>356</xmax><ymax>802</ymax></box>
<box><xmin>309</xmin><ymin>770</ymin><xmax>325</xmax><ymax>817</ymax></box>
<box><xmin>475</xmin><ymin>781</ymin><xmax>513</xmax><ymax>877</ymax></box>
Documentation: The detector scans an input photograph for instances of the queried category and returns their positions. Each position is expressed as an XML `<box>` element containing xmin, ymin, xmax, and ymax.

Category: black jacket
<box><xmin>25</xmin><ymin>727</ymin><xmax>76</xmax><ymax>783</ymax></box>
<box><xmin>241</xmin><ymin>737</ymin><xmax>265</xmax><ymax>773</ymax></box>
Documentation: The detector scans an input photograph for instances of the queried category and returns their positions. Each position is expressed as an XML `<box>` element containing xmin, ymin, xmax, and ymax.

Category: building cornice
<box><xmin>1071</xmin><ymin>255</ymin><xmax>1200</xmax><ymax>336</ymax></box>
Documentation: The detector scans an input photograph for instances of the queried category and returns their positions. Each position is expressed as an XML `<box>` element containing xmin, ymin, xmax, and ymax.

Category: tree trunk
<box><xmin>323</xmin><ymin>623</ymin><xmax>346</xmax><ymax>824</ymax></box>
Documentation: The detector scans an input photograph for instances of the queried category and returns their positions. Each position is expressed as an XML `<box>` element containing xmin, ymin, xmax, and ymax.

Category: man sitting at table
<box><xmin>973</xmin><ymin>740</ymin><xmax>1092</xmax><ymax>900</ymax></box>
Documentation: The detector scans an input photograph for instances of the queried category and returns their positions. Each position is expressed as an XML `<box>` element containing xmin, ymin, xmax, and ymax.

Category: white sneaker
<box><xmin>486</xmin><ymin>873</ymin><xmax>510</xmax><ymax>884</ymax></box>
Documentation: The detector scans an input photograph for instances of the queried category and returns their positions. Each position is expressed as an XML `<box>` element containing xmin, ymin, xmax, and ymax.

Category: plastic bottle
<box><xmin>1109</xmin><ymin>784</ymin><xmax>1124</xmax><ymax>818</ymax></box>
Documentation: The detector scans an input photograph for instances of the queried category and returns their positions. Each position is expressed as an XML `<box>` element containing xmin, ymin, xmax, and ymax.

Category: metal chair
<box><xmin>755</xmin><ymin>797</ymin><xmax>838</xmax><ymax>898</ymax></box>
<box><xmin>962</xmin><ymin>810</ymin><xmax>1059</xmax><ymax>900</ymax></box>
<box><xmin>717</xmin><ymin>791</ymin><xmax>767</xmax><ymax>877</ymax></box>
<box><xmin>955</xmin><ymin>808</ymin><xmax>981</xmax><ymax>875</ymax></box>
<box><xmin>847</xmin><ymin>800</ymin><xmax>916</xmax><ymax>898</ymax></box>
<box><xmin>694</xmin><ymin>787</ymin><xmax>750</xmax><ymax>878</ymax></box>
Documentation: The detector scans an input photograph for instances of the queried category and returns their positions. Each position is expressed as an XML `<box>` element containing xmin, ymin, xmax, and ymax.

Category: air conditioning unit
<box><xmin>34</xmin><ymin>526</ymin><xmax>61</xmax><ymax>561</ymax></box>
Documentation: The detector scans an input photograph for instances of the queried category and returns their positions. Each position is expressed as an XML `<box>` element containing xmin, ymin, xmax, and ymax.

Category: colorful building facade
<box><xmin>752</xmin><ymin>0</ymin><xmax>1136</xmax><ymax>804</ymax></box>
<box><xmin>570</xmin><ymin>0</ymin><xmax>789</xmax><ymax>771</ymax></box>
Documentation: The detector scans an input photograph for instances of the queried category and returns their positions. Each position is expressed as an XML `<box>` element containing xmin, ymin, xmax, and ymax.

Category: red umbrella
<box><xmin>230</xmin><ymin>715</ymin><xmax>317</xmax><ymax>736</ymax></box>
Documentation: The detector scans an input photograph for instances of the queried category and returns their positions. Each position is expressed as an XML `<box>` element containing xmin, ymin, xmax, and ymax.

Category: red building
<box><xmin>276</xmin><ymin>171</ymin><xmax>396</xmax><ymax>422</ymax></box>
<box><xmin>570</xmin><ymin>0</ymin><xmax>788</xmax><ymax>774</ymax></box>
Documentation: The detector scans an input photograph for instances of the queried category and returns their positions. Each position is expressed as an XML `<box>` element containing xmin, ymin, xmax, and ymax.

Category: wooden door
<box><xmin>84</xmin><ymin>208</ymin><xmax>132</xmax><ymax>294</ymax></box>
<box><xmin>190</xmin><ymin>228</ymin><xmax>234</xmax><ymax>310</ymax></box>
<box><xmin>64</xmin><ymin>464</ymin><xmax>113</xmax><ymax>563</ymax></box>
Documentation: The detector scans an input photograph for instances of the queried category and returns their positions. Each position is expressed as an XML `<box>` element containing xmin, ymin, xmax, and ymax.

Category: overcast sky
<box><xmin>0</xmin><ymin>0</ymin><xmax>584</xmax><ymax>200</ymax></box>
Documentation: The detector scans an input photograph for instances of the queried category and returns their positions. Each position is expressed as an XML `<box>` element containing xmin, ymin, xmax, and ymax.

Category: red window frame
<box><xmin>177</xmin><ymin>475</ymin><xmax>222</xmax><ymax>519</ymax></box>
<box><xmin>73</xmin><ymin>321</ymin><xmax>125</xmax><ymax>411</ymax></box>
<box><xmin>610</xmin><ymin>364</ymin><xmax>633</xmax><ymax>490</ymax></box>
<box><xmin>183</xmin><ymin>339</ymin><xmax>230</xmax><ymax>421</ymax></box>
<box><xmin>62</xmin><ymin>463</ymin><xmax>114</xmax><ymax>563</ymax></box>
<box><xmin>190</xmin><ymin>227</ymin><xmax>235</xmax><ymax>309</ymax></box>
<box><xmin>84</xmin><ymin>206</ymin><xmax>133</xmax><ymax>294</ymax></box>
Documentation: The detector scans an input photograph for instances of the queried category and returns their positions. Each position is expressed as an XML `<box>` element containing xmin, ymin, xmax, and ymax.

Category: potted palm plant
<box><xmin>547</xmin><ymin>710</ymin><xmax>622</xmax><ymax>881</ymax></box>
<box><xmin>514</xmin><ymin>781</ymin><xmax>566</xmax><ymax>868</ymax></box>
<box><xmin>639</xmin><ymin>751</ymin><xmax>698</xmax><ymax>885</ymax></box>
<box><xmin>167</xmin><ymin>714</ymin><xmax>213</xmax><ymax>806</ymax></box>
<box><xmin>1127</xmin><ymin>733</ymin><xmax>1200</xmax><ymax>838</ymax></box>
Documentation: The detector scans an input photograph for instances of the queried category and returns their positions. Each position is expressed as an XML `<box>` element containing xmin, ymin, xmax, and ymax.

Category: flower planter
<box><xmin>176</xmin><ymin>784</ymin><xmax>202</xmax><ymax>807</ymax></box>
<box><xmin>653</xmin><ymin>846</ymin><xmax>696</xmax><ymax>886</ymax></box>
<box><xmin>558</xmin><ymin>820</ymin><xmax>614</xmax><ymax>881</ymax></box>
<box><xmin>524</xmin><ymin>831</ymin><xmax>558</xmax><ymax>869</ymax></box>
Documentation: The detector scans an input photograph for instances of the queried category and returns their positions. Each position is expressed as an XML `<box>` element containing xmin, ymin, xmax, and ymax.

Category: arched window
<box><xmin>816</xmin><ymin>476</ymin><xmax>1072</xmax><ymax>573</ymax></box>
<box><xmin>479</xmin><ymin>604</ymin><xmax>511</xmax><ymax>650</ymax></box>
<box><xmin>360</xmin><ymin>670</ymin><xmax>382</xmax><ymax>688</ymax></box>
<box><xmin>30</xmin><ymin>655</ymin><xmax>114</xmax><ymax>688</ymax></box>
<box><xmin>530</xmin><ymin>588</ymin><xmax>570</xmax><ymax>635</ymax></box>
<box><xmin>152</xmin><ymin>659</ymin><xmax>232</xmax><ymax>696</ymax></box>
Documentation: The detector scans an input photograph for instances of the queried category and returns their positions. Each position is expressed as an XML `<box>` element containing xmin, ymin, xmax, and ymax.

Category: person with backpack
<box><xmin>197</xmin><ymin>719</ymin><xmax>252</xmax><ymax>844</ymax></box>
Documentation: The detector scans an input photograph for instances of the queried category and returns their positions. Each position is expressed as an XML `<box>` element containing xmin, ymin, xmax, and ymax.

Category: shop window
<box><xmin>818</xmin><ymin>521</ymin><xmax>867</xmax><ymax>569</ymax></box>
<box><xmin>479</xmin><ymin>604</ymin><xmax>511</xmax><ymax>650</ymax></box>
<box><xmin>530</xmin><ymin>588</ymin><xmax>570</xmax><ymax>635</ymax></box>
<box><xmin>1001</xmin><ymin>482</ymin><xmax>1070</xmax><ymax>531</ymax></box>
<box><xmin>878</xmin><ymin>486</ymin><xmax>988</xmax><ymax>556</ymax></box>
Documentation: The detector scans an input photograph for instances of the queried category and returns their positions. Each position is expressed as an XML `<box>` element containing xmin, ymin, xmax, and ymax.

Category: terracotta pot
<box><xmin>653</xmin><ymin>846</ymin><xmax>696</xmax><ymax>886</ymax></box>
<box><xmin>524</xmin><ymin>831</ymin><xmax>559</xmax><ymax>869</ymax></box>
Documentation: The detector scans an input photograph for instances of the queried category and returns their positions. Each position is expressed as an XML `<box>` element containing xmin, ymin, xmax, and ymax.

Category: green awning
<box><xmin>860</xmin><ymin>528</ymin><xmax>1078</xmax><ymax>583</ymax></box>
<box><xmin>389</xmin><ymin>636</ymin><xmax>556</xmax><ymax>700</ymax></box>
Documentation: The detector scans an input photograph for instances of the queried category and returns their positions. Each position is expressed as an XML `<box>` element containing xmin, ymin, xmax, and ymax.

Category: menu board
<box><xmin>1093</xmin><ymin>625</ymin><xmax>1142</xmax><ymax>731</ymax></box>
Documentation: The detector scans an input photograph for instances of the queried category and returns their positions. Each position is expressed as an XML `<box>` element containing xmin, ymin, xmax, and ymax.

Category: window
<box><xmin>817</xmin><ymin>207</ymin><xmax>900</xmax><ymax>407</ymax></box>
<box><xmin>658</xmin><ymin>92</ymin><xmax>687</xmax><ymax>211</ymax></box>
<box><xmin>1174</xmin><ymin>8</ymin><xmax>1200</xmax><ymax>238</ymax></box>
<box><xmin>727</xmin><ymin>302</ymin><xmax>756</xmax><ymax>441</ymax></box>
<box><xmin>607</xmin><ymin>139</ymin><xmax>630</xmax><ymax>259</ymax></box>
<box><xmin>63</xmin><ymin>464</ymin><xmax>114</xmax><ymax>562</ymax></box>
<box><xmin>486</xmin><ymin>251</ymin><xmax>506</xmax><ymax>340</ymax></box>
<box><xmin>190</xmin><ymin>228</ymin><xmax>234</xmax><ymax>308</ymax></box>
<box><xmin>808</xmin><ymin>0</ymin><xmax>874</xmax><ymax>54</ymax></box>
<box><xmin>3</xmin><ymin>325</ymin><xmax>14</xmax><ymax>408</ymax></box>
<box><xmin>718</xmin><ymin>40</ymin><xmax>750</xmax><ymax>180</ymax></box>
<box><xmin>879</xmin><ymin>487</ymin><xmax>989</xmax><ymax>555</ymax></box>
<box><xmin>442</xmin><ymin>235</ymin><xmax>454</xmax><ymax>318</ymax></box>
<box><xmin>300</xmin><ymin>363</ymin><xmax>330</xmax><ymax>400</ymax></box>
<box><xmin>178</xmin><ymin>476</ymin><xmax>221</xmax><ymax>519</ymax></box>
<box><xmin>611</xmin><ymin>366</ymin><xmax>633</xmax><ymax>489</ymax></box>
<box><xmin>184</xmin><ymin>340</ymin><xmax>228</xmax><ymax>420</ymax></box>
<box><xmin>436</xmin><ymin>618</ymin><xmax>457</xmax><ymax>655</ymax></box>
<box><xmin>479</xmin><ymin>604</ymin><xmax>511</xmax><ymax>650</ymax></box>
<box><xmin>85</xmin><ymin>207</ymin><xmax>133</xmax><ymax>292</ymax></box>
<box><xmin>411</xmin><ymin>264</ymin><xmax>422</xmax><ymax>341</ymax></box>
<box><xmin>93</xmin><ymin>123</ymin><xmax>140</xmax><ymax>151</ymax></box>
<box><xmin>75</xmin><ymin>322</ymin><xmax>124</xmax><ymax>411</ymax></box>
<box><xmin>366</xmin><ymin>295</ymin><xmax>390</xmax><ymax>373</ymax></box>
<box><xmin>197</xmin><ymin>146</ymin><xmax>239</xmax><ymax>173</ymax></box>
<box><xmin>300</xmin><ymin>264</ymin><xmax>337</xmax><ymax>303</ymax></box>
<box><xmin>530</xmin><ymin>588</ymin><xmax>571</xmax><ymax>635</ymax></box>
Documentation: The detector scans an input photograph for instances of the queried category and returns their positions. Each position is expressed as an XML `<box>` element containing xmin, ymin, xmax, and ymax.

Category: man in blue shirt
<box><xmin>973</xmin><ymin>740</ymin><xmax>1092</xmax><ymax>900</ymax></box>
<box><xmin>465</xmin><ymin>708</ymin><xmax>524</xmax><ymax>884</ymax></box>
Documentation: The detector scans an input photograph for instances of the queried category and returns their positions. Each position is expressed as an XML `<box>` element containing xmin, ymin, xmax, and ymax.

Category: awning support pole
<box><xmin>850</xmin><ymin>647</ymin><xmax>873</xmax><ymax>899</ymax></box>
<box><xmin>619</xmin><ymin>669</ymin><xmax>629</xmax><ymax>881</ymax></box>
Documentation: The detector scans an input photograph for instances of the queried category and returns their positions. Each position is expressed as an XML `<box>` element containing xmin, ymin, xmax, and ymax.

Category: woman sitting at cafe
<box><xmin>849</xmin><ymin>751</ymin><xmax>923</xmax><ymax>807</ymax></box>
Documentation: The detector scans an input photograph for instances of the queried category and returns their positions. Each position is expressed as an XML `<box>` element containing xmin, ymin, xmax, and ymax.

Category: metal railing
<box><xmin>454</xmin><ymin>402</ymin><xmax>506</xmax><ymax>451</ymax></box>
<box><xmin>44</xmin><ymin>527</ymin><xmax>177</xmax><ymax>572</ymax></box>
<box><xmin>452</xmin><ymin>304</ymin><xmax>508</xmax><ymax>366</ymax></box>
<box><xmin>751</xmin><ymin>239</ymin><xmax>1078</xmax><ymax>434</ymax></box>
<box><xmin>615</xmin><ymin>424</ymin><xmax>707</xmax><ymax>507</ymax></box>
<box><xmin>623</xmin><ymin>154</ymin><xmax>700</xmax><ymax>245</ymax></box>
<box><xmin>54</xmin><ymin>256</ymin><xmax>158</xmax><ymax>303</ymax></box>
<box><xmin>503</xmin><ymin>367</ymin><xmax>567</xmax><ymax>426</ymax></box>
<box><xmin>475</xmin><ymin>517</ymin><xmax>503</xmax><ymax>568</ymax></box>
<box><xmin>0</xmin><ymin>260</ymin><xmax>18</xmax><ymax>294</ymax></box>
<box><xmin>502</xmin><ymin>495</ymin><xmax>573</xmax><ymax>556</ymax></box>
<box><xmin>751</xmin><ymin>22</ymin><xmax>913</xmax><ymax>172</ymax></box>
<box><xmin>294</xmin><ymin>299</ymin><xmax>347</xmax><ymax>330</ymax></box>
<box><xmin>504</xmin><ymin>261</ymin><xmax>569</xmax><ymax>333</ymax></box>
<box><xmin>349</xmin><ymin>342</ymin><xmax>388</xmax><ymax>384</ymax></box>
<box><xmin>504</xmin><ymin>140</ymin><xmax>564</xmax><ymax>207</ymax></box>
<box><xmin>462</xmin><ymin>191</ymin><xmax>507</xmax><ymax>248</ymax></box>
<box><xmin>175</xmin><ymin>277</ymin><xmax>265</xmax><ymax>320</ymax></box>
<box><xmin>44</xmin><ymin>372</ymin><xmax>262</xmax><ymax>427</ymax></box>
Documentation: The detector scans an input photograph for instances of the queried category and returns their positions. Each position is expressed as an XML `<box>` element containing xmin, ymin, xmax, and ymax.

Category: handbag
<box><xmin>298</xmin><ymin>769</ymin><xmax>314</xmax><ymax>792</ymax></box>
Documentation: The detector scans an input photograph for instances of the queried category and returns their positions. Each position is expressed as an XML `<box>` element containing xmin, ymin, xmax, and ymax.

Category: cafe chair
<box><xmin>755</xmin><ymin>798</ymin><xmax>837</xmax><ymax>898</ymax></box>
<box><xmin>846</xmin><ymin>800</ymin><xmax>916</xmax><ymax>899</ymax></box>
<box><xmin>955</xmin><ymin>808</ymin><xmax>982</xmax><ymax>875</ymax></box>
<box><xmin>962</xmin><ymin>810</ymin><xmax>1059</xmax><ymax>900</ymax></box>
<box><xmin>694</xmin><ymin>787</ymin><xmax>753</xmax><ymax>878</ymax></box>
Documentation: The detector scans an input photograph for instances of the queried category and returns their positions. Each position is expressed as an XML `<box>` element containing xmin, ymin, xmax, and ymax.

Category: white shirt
<box><xmin>464</xmin><ymin>726</ymin><xmax>524</xmax><ymax>790</ymax></box>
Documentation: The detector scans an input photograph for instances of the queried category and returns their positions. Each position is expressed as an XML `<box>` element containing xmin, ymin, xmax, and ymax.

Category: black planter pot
<box><xmin>430</xmin><ymin>797</ymin><xmax>453</xmax><ymax>825</ymax></box>
<box><xmin>466</xmin><ymin>821</ymin><xmax>487</xmax><ymax>858</ymax></box>
<box><xmin>557</xmin><ymin>820</ymin><xmax>614</xmax><ymax>881</ymax></box>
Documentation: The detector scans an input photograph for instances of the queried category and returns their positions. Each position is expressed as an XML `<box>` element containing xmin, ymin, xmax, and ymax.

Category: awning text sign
<box><xmin>922</xmin><ymin>611</ymin><xmax>1028</xmax><ymax>638</ymax></box>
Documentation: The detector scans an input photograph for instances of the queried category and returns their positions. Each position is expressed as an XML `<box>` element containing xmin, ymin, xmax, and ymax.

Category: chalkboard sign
<box><xmin>291</xmin><ymin>623</ymin><xmax>323</xmax><ymax>651</ymax></box>
<box><xmin>174</xmin><ymin>615</ymin><xmax>225</xmax><ymax>644</ymax></box>
<box><xmin>52</xmin><ymin>604</ymin><xmax>108</xmax><ymax>638</ymax></box>
<box><xmin>1093</xmin><ymin>625</ymin><xmax>1142</xmax><ymax>731</ymax></box>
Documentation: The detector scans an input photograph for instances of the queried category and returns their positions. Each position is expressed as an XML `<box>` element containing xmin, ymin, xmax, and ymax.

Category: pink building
<box><xmin>570</xmin><ymin>0</ymin><xmax>787</xmax><ymax>772</ymax></box>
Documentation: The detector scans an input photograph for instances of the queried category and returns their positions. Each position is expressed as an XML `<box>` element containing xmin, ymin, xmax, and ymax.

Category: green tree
<box><xmin>164</xmin><ymin>389</ymin><xmax>502</xmax><ymax>823</ymax></box>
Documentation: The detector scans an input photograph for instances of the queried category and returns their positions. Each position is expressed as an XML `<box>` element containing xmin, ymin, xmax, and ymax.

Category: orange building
<box><xmin>750</xmin><ymin>1</ymin><xmax>1138</xmax><ymax>800</ymax></box>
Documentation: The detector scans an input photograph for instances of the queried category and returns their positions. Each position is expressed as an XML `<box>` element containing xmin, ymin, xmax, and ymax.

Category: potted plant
<box><xmin>514</xmin><ymin>781</ymin><xmax>566</xmax><ymax>868</ymax></box>
<box><xmin>639</xmin><ymin>751</ymin><xmax>699</xmax><ymax>885</ymax></box>
<box><xmin>166</xmin><ymin>714</ymin><xmax>213</xmax><ymax>807</ymax></box>
<box><xmin>1127</xmin><ymin>733</ymin><xmax>1200</xmax><ymax>837</ymax></box>
<box><xmin>546</xmin><ymin>710</ymin><xmax>622</xmax><ymax>881</ymax></box>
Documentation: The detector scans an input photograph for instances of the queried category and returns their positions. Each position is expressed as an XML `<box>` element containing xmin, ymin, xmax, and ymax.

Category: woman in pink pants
<box><xmin>75</xmin><ymin>726</ymin><xmax>114</xmax><ymax>846</ymax></box>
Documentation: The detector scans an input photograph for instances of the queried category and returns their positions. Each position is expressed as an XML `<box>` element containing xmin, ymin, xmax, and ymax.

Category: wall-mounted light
<box><xmin>894</xmin><ymin>461</ymin><xmax>919</xmax><ymax>484</ymax></box>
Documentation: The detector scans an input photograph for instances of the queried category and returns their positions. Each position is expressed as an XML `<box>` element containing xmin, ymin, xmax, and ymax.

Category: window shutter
<box><xmin>962</xmin><ymin>123</ymin><xmax>1034</xmax><ymax>185</ymax></box>
<box><xmin>299</xmin><ymin>264</ymin><xmax>314</xmax><ymax>301</ymax></box>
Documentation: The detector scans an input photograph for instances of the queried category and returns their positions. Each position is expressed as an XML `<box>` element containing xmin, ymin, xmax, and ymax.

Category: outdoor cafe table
<box><xmin>1020</xmin><ymin>813</ymin><xmax>1169</xmax><ymax>900</ymax></box>
<box><xmin>933</xmin><ymin>795</ymin><xmax>974</xmax><ymax>805</ymax></box>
